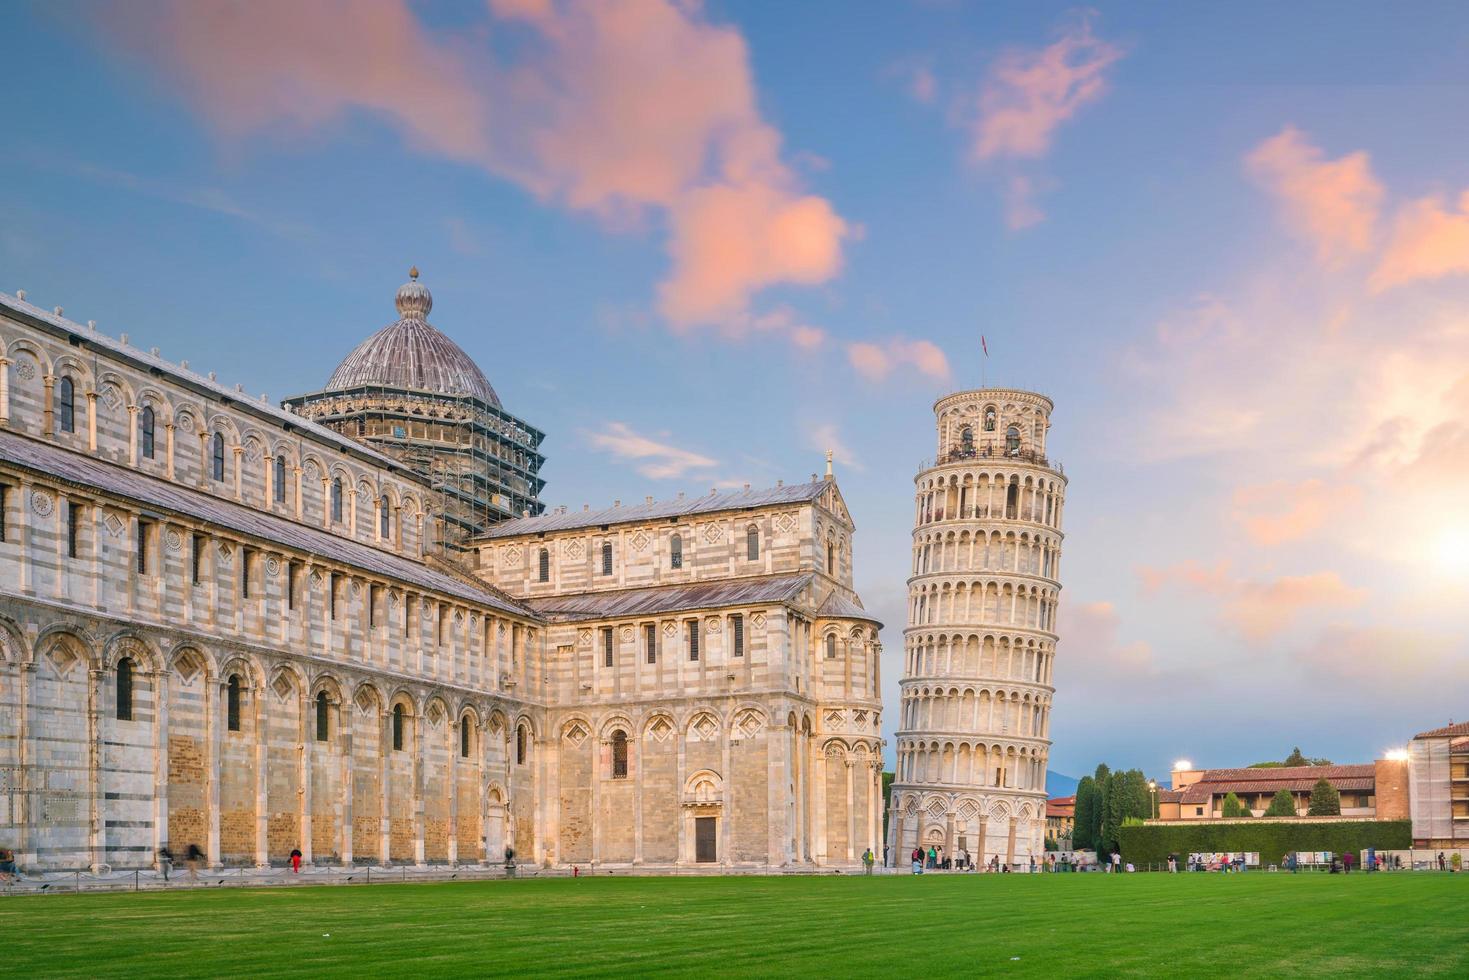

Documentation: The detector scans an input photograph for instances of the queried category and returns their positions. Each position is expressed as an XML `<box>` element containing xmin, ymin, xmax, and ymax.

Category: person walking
<box><xmin>927</xmin><ymin>845</ymin><xmax>937</xmax><ymax>870</ymax></box>
<box><xmin>1342</xmin><ymin>850</ymin><xmax>1353</xmax><ymax>874</ymax></box>
<box><xmin>911</xmin><ymin>846</ymin><xmax>923</xmax><ymax>875</ymax></box>
<box><xmin>1437</xmin><ymin>851</ymin><xmax>1446</xmax><ymax>871</ymax></box>
<box><xmin>185</xmin><ymin>843</ymin><xmax>203</xmax><ymax>883</ymax></box>
<box><xmin>158</xmin><ymin>846</ymin><xmax>173</xmax><ymax>883</ymax></box>
<box><xmin>0</xmin><ymin>847</ymin><xmax>18</xmax><ymax>884</ymax></box>
<box><xmin>862</xmin><ymin>848</ymin><xmax>875</xmax><ymax>875</ymax></box>
<box><xmin>1111</xmin><ymin>851</ymin><xmax>1121</xmax><ymax>874</ymax></box>
<box><xmin>290</xmin><ymin>847</ymin><xmax>302</xmax><ymax>874</ymax></box>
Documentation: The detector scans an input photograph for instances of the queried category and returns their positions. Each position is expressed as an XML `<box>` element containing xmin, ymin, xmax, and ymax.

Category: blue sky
<box><xmin>5</xmin><ymin>1</ymin><xmax>1469</xmax><ymax>780</ymax></box>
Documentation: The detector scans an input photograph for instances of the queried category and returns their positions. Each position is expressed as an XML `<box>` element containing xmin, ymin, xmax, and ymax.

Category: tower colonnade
<box><xmin>887</xmin><ymin>388</ymin><xmax>1065</xmax><ymax>868</ymax></box>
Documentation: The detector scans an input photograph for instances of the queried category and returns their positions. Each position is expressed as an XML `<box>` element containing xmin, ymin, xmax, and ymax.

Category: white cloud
<box><xmin>584</xmin><ymin>422</ymin><xmax>718</xmax><ymax>480</ymax></box>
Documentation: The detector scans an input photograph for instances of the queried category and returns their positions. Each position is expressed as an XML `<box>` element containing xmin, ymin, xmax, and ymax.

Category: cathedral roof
<box><xmin>0</xmin><ymin>428</ymin><xmax>533</xmax><ymax>620</ymax></box>
<box><xmin>482</xmin><ymin>479</ymin><xmax>831</xmax><ymax>538</ymax></box>
<box><xmin>324</xmin><ymin>268</ymin><xmax>500</xmax><ymax>406</ymax></box>
<box><xmin>524</xmin><ymin>574</ymin><xmax>813</xmax><ymax>622</ymax></box>
<box><xmin>816</xmin><ymin>591</ymin><xmax>880</xmax><ymax>624</ymax></box>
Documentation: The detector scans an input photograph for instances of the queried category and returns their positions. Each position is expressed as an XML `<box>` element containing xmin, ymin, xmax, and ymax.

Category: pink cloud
<box><xmin>1138</xmin><ymin>562</ymin><xmax>1366</xmax><ymax>643</ymax></box>
<box><xmin>1245</xmin><ymin>126</ymin><xmax>1382</xmax><ymax>264</ymax></box>
<box><xmin>847</xmin><ymin>337</ymin><xmax>951</xmax><ymax>382</ymax></box>
<box><xmin>1370</xmin><ymin>190</ymin><xmax>1469</xmax><ymax>292</ymax></box>
<box><xmin>83</xmin><ymin>0</ymin><xmax>847</xmax><ymax>333</ymax></box>
<box><xmin>1231</xmin><ymin>479</ymin><xmax>1363</xmax><ymax>546</ymax></box>
<box><xmin>908</xmin><ymin>65</ymin><xmax>938</xmax><ymax>104</ymax></box>
<box><xmin>964</xmin><ymin>14</ymin><xmax>1123</xmax><ymax>162</ymax></box>
<box><xmin>1002</xmin><ymin>175</ymin><xmax>1046</xmax><ymax>229</ymax></box>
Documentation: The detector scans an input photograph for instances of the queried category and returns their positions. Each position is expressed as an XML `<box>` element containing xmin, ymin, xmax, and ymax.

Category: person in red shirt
<box><xmin>290</xmin><ymin>847</ymin><xmax>302</xmax><ymax>873</ymax></box>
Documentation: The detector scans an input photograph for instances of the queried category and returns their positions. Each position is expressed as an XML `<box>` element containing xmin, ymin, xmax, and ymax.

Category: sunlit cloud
<box><xmin>584</xmin><ymin>422</ymin><xmax>718</xmax><ymax>480</ymax></box>
<box><xmin>1245</xmin><ymin>126</ymin><xmax>1382</xmax><ymax>264</ymax></box>
<box><xmin>1371</xmin><ymin>190</ymin><xmax>1469</xmax><ymax>292</ymax></box>
<box><xmin>1139</xmin><ymin>561</ymin><xmax>1367</xmax><ymax>642</ymax></box>
<box><xmin>1231</xmin><ymin>478</ymin><xmax>1363</xmax><ymax>546</ymax></box>
<box><xmin>82</xmin><ymin>0</ymin><xmax>848</xmax><ymax>335</ymax></box>
<box><xmin>963</xmin><ymin>12</ymin><xmax>1124</xmax><ymax>162</ymax></box>
<box><xmin>807</xmin><ymin>422</ymin><xmax>864</xmax><ymax>472</ymax></box>
<box><xmin>847</xmin><ymin>336</ymin><xmax>951</xmax><ymax>382</ymax></box>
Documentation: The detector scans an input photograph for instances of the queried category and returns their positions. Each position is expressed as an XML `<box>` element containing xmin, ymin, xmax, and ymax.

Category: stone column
<box><xmin>1006</xmin><ymin>815</ymin><xmax>1017</xmax><ymax>867</ymax></box>
<box><xmin>153</xmin><ymin>669</ymin><xmax>169</xmax><ymax>869</ymax></box>
<box><xmin>413</xmin><ymin>707</ymin><xmax>426</xmax><ymax>866</ymax></box>
<box><xmin>206</xmin><ymin>676</ymin><xmax>221</xmax><ymax>866</ymax></box>
<box><xmin>253</xmin><ymin>679</ymin><xmax>270</xmax><ymax>867</ymax></box>
<box><xmin>86</xmin><ymin>391</ymin><xmax>98</xmax><ymax>452</ymax></box>
<box><xmin>845</xmin><ymin>757</ymin><xmax>856</xmax><ymax>863</ymax></box>
<box><xmin>448</xmin><ymin>719</ymin><xmax>460</xmax><ymax>866</ymax></box>
<box><xmin>42</xmin><ymin>375</ymin><xmax>54</xmax><ymax>437</ymax></box>
<box><xmin>165</xmin><ymin>423</ymin><xmax>176</xmax><ymax>480</ymax></box>
<box><xmin>87</xmin><ymin>666</ymin><xmax>103</xmax><ymax>871</ymax></box>
<box><xmin>233</xmin><ymin>446</ymin><xmax>244</xmax><ymax>502</ymax></box>
<box><xmin>0</xmin><ymin>357</ymin><xmax>10</xmax><ymax>425</ymax></box>
<box><xmin>340</xmin><ymin>696</ymin><xmax>354</xmax><ymax>866</ymax></box>
<box><xmin>300</xmin><ymin>688</ymin><xmax>313</xmax><ymax>866</ymax></box>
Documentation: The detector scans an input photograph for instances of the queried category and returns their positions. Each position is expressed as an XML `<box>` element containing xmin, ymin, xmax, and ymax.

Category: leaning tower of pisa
<box><xmin>887</xmin><ymin>389</ymin><xmax>1065</xmax><ymax>868</ymax></box>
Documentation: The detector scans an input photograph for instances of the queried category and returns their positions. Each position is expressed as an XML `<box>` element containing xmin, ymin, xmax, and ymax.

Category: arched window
<box><xmin>331</xmin><ymin>479</ymin><xmax>343</xmax><ymax>523</ymax></box>
<box><xmin>226</xmin><ymin>674</ymin><xmax>242</xmax><ymax>732</ymax></box>
<box><xmin>1006</xmin><ymin>480</ymin><xmax>1019</xmax><ymax>517</ymax></box>
<box><xmin>460</xmin><ymin>717</ymin><xmax>471</xmax><ymax>758</ymax></box>
<box><xmin>315</xmin><ymin>691</ymin><xmax>329</xmax><ymax>742</ymax></box>
<box><xmin>58</xmin><ymin>376</ymin><xmax>76</xmax><ymax>433</ymax></box>
<box><xmin>983</xmin><ymin>406</ymin><xmax>997</xmax><ymax>432</ymax></box>
<box><xmin>537</xmin><ymin>548</ymin><xmax>549</xmax><ymax>582</ymax></box>
<box><xmin>140</xmin><ymin>407</ymin><xmax>156</xmax><ymax>459</ymax></box>
<box><xmin>516</xmin><ymin>724</ymin><xmax>527</xmax><ymax>765</ymax></box>
<box><xmin>1006</xmin><ymin>426</ymin><xmax>1021</xmax><ymax>455</ymax></box>
<box><xmin>669</xmin><ymin>534</ymin><xmax>683</xmax><ymax>569</ymax></box>
<box><xmin>747</xmin><ymin>525</ymin><xmax>759</xmax><ymax>561</ymax></box>
<box><xmin>611</xmin><ymin>730</ymin><xmax>628</xmax><ymax>779</ymax></box>
<box><xmin>392</xmin><ymin>703</ymin><xmax>405</xmax><ymax>751</ymax></box>
<box><xmin>960</xmin><ymin>426</ymin><xmax>974</xmax><ymax>451</ymax></box>
<box><xmin>826</xmin><ymin>535</ymin><xmax>836</xmax><ymax>575</ymax></box>
<box><xmin>274</xmin><ymin>456</ymin><xmax>287</xmax><ymax>503</ymax></box>
<box><xmin>211</xmin><ymin>432</ymin><xmax>226</xmax><ymax>481</ymax></box>
<box><xmin>380</xmin><ymin>495</ymin><xmax>391</xmax><ymax>538</ymax></box>
<box><xmin>826</xmin><ymin>634</ymin><xmax>837</xmax><ymax>660</ymax></box>
<box><xmin>601</xmin><ymin>541</ymin><xmax>613</xmax><ymax>576</ymax></box>
<box><xmin>116</xmin><ymin>657</ymin><xmax>134</xmax><ymax>721</ymax></box>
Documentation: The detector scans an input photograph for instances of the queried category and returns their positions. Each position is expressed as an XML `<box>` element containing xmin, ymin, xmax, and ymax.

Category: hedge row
<box><xmin>1118</xmin><ymin>820</ymin><xmax>1411</xmax><ymax>865</ymax></box>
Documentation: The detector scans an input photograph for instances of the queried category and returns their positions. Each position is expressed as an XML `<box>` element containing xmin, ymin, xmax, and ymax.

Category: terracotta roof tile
<box><xmin>1414</xmin><ymin>720</ymin><xmax>1469</xmax><ymax>739</ymax></box>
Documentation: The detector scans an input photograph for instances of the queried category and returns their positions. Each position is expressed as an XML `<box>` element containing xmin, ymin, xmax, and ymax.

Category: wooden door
<box><xmin>695</xmin><ymin>816</ymin><xmax>717</xmax><ymax>863</ymax></box>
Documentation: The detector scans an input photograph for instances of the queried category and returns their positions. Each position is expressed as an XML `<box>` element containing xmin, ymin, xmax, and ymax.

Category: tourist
<box><xmin>960</xmin><ymin>847</ymin><xmax>970</xmax><ymax>871</ymax></box>
<box><xmin>1437</xmin><ymin>852</ymin><xmax>1446</xmax><ymax>871</ymax></box>
<box><xmin>1029</xmin><ymin>855</ymin><xmax>1036</xmax><ymax>874</ymax></box>
<box><xmin>862</xmin><ymin>848</ymin><xmax>874</xmax><ymax>875</ymax></box>
<box><xmin>0</xmin><ymin>847</ymin><xmax>17</xmax><ymax>883</ymax></box>
<box><xmin>1342</xmin><ymin>851</ymin><xmax>1353</xmax><ymax>874</ymax></box>
<box><xmin>927</xmin><ymin>845</ymin><xmax>937</xmax><ymax>869</ymax></box>
<box><xmin>290</xmin><ymin>847</ymin><xmax>303</xmax><ymax>873</ymax></box>
<box><xmin>911</xmin><ymin>846</ymin><xmax>923</xmax><ymax>875</ymax></box>
<box><xmin>158</xmin><ymin>845</ymin><xmax>173</xmax><ymax>882</ymax></box>
<box><xmin>1110</xmin><ymin>851</ymin><xmax>1121</xmax><ymax>874</ymax></box>
<box><xmin>1167</xmin><ymin>854</ymin><xmax>1176</xmax><ymax>874</ymax></box>
<box><xmin>186</xmin><ymin>843</ymin><xmax>203</xmax><ymax>882</ymax></box>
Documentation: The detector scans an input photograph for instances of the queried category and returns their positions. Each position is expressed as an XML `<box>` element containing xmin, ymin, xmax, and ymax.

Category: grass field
<box><xmin>4</xmin><ymin>872</ymin><xmax>1466</xmax><ymax>977</ymax></box>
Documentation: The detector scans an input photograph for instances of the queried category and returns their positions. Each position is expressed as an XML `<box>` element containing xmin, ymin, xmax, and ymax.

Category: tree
<box><xmin>1307</xmin><ymin>778</ymin><xmax>1341</xmax><ymax>816</ymax></box>
<box><xmin>1283</xmin><ymin>747</ymin><xmax>1309</xmax><ymax>767</ymax></box>
<box><xmin>1073</xmin><ymin>776</ymin><xmax>1098</xmax><ymax>851</ymax></box>
<box><xmin>1265</xmin><ymin>789</ymin><xmax>1297</xmax><ymax>817</ymax></box>
<box><xmin>1221</xmin><ymin>792</ymin><xmax>1247</xmax><ymax>817</ymax></box>
<box><xmin>882</xmin><ymin>771</ymin><xmax>894</xmax><ymax>838</ymax></box>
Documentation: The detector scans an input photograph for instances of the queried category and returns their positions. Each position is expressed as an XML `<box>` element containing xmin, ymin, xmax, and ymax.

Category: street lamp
<box><xmin>1148</xmin><ymin>780</ymin><xmax>1158</xmax><ymax>820</ymax></box>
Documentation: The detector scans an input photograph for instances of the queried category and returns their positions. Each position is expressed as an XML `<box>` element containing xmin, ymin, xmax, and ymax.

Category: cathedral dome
<box><xmin>325</xmin><ymin>268</ymin><xmax>500</xmax><ymax>406</ymax></box>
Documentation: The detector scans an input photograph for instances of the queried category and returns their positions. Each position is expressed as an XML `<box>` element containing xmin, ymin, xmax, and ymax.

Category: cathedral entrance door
<box><xmin>695</xmin><ymin>817</ymin><xmax>717</xmax><ymax>863</ymax></box>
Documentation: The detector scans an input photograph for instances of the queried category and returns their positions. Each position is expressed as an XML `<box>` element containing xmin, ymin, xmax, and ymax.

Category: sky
<box><xmin>5</xmin><ymin>0</ymin><xmax>1469</xmax><ymax>782</ymax></box>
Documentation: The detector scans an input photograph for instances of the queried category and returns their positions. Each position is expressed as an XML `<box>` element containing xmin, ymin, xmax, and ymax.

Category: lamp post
<box><xmin>1148</xmin><ymin>780</ymin><xmax>1158</xmax><ymax>820</ymax></box>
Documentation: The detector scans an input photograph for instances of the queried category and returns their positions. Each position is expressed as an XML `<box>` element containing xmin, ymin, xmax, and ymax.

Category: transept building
<box><xmin>0</xmin><ymin>272</ymin><xmax>881</xmax><ymax>873</ymax></box>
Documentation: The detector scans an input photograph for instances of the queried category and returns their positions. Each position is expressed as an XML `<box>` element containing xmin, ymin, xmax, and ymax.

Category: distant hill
<box><xmin>1046</xmin><ymin>770</ymin><xmax>1079</xmax><ymax>797</ymax></box>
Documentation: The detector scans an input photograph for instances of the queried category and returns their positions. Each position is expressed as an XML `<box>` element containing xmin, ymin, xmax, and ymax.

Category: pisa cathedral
<box><xmin>887</xmin><ymin>389</ymin><xmax>1064</xmax><ymax>867</ymax></box>
<box><xmin>0</xmin><ymin>272</ymin><xmax>883</xmax><ymax>873</ymax></box>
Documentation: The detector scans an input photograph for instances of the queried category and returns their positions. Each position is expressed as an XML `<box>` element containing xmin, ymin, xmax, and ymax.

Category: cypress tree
<box><xmin>1073</xmin><ymin>776</ymin><xmax>1097</xmax><ymax>851</ymax></box>
<box><xmin>1265</xmin><ymin>789</ymin><xmax>1297</xmax><ymax>817</ymax></box>
<box><xmin>1307</xmin><ymin>778</ymin><xmax>1341</xmax><ymax>816</ymax></box>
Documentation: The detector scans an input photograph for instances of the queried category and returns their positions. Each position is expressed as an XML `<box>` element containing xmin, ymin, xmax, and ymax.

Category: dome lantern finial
<box><xmin>395</xmin><ymin>268</ymin><xmax>432</xmax><ymax>318</ymax></box>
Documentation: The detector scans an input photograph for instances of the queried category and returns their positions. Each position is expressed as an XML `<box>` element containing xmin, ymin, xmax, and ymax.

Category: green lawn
<box><xmin>3</xmin><ymin>872</ymin><xmax>1465</xmax><ymax>977</ymax></box>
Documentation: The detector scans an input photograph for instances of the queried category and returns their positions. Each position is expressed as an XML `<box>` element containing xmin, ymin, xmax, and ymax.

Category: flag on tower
<box><xmin>982</xmin><ymin>335</ymin><xmax>989</xmax><ymax>357</ymax></box>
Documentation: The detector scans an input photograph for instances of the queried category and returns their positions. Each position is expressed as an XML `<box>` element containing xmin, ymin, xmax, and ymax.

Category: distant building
<box><xmin>1046</xmin><ymin>796</ymin><xmax>1074</xmax><ymax>846</ymax></box>
<box><xmin>1408</xmin><ymin>721</ymin><xmax>1469</xmax><ymax>848</ymax></box>
<box><xmin>1163</xmin><ymin>761</ymin><xmax>1409</xmax><ymax>821</ymax></box>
